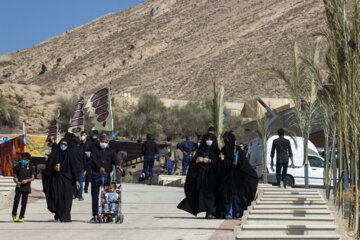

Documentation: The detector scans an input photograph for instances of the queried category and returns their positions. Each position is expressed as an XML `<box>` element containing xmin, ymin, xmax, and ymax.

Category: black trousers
<box><xmin>276</xmin><ymin>160</ymin><xmax>289</xmax><ymax>187</ymax></box>
<box><xmin>12</xmin><ymin>188</ymin><xmax>29</xmax><ymax>219</ymax></box>
<box><xmin>84</xmin><ymin>167</ymin><xmax>92</xmax><ymax>192</ymax></box>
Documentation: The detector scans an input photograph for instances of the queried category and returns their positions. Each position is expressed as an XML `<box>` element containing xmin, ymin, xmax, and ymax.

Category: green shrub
<box><xmin>57</xmin><ymin>96</ymin><xmax>79</xmax><ymax>132</ymax></box>
<box><xmin>0</xmin><ymin>96</ymin><xmax>19</xmax><ymax>131</ymax></box>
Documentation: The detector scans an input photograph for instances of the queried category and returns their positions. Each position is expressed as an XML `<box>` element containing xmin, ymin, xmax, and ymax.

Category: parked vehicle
<box><xmin>248</xmin><ymin>136</ymin><xmax>324</xmax><ymax>187</ymax></box>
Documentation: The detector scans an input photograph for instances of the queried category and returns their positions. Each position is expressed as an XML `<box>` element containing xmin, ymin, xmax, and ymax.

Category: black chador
<box><xmin>177</xmin><ymin>133</ymin><xmax>220</xmax><ymax>219</ymax></box>
<box><xmin>45</xmin><ymin>138</ymin><xmax>78</xmax><ymax>222</ymax></box>
<box><xmin>218</xmin><ymin>132</ymin><xmax>258</xmax><ymax>218</ymax></box>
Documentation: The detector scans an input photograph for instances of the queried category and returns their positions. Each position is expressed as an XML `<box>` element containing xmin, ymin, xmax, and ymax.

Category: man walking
<box><xmin>109</xmin><ymin>140</ymin><xmax>127</xmax><ymax>183</ymax></box>
<box><xmin>173</xmin><ymin>143</ymin><xmax>184</xmax><ymax>175</ymax></box>
<box><xmin>270</xmin><ymin>128</ymin><xmax>295</xmax><ymax>188</ymax></box>
<box><xmin>178</xmin><ymin>136</ymin><xmax>197</xmax><ymax>176</ymax></box>
<box><xmin>141</xmin><ymin>134</ymin><xmax>158</xmax><ymax>185</ymax></box>
<box><xmin>89</xmin><ymin>134</ymin><xmax>121</xmax><ymax>222</ymax></box>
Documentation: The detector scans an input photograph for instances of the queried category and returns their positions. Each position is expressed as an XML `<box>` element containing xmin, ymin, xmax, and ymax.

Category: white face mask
<box><xmin>206</xmin><ymin>140</ymin><xmax>213</xmax><ymax>146</ymax></box>
<box><xmin>99</xmin><ymin>142</ymin><xmax>108</xmax><ymax>149</ymax></box>
<box><xmin>81</xmin><ymin>136</ymin><xmax>86</xmax><ymax>141</ymax></box>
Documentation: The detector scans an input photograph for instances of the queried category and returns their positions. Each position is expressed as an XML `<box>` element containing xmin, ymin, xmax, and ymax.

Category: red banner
<box><xmin>0</xmin><ymin>135</ymin><xmax>25</xmax><ymax>176</ymax></box>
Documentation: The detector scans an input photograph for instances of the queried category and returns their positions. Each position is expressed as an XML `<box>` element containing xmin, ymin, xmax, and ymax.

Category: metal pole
<box><xmin>22</xmin><ymin>121</ymin><xmax>27</xmax><ymax>151</ymax></box>
<box><xmin>109</xmin><ymin>83</ymin><xmax>117</xmax><ymax>182</ymax></box>
<box><xmin>56</xmin><ymin>109</ymin><xmax>60</xmax><ymax>143</ymax></box>
<box><xmin>263</xmin><ymin>140</ymin><xmax>267</xmax><ymax>184</ymax></box>
<box><xmin>333</xmin><ymin>138</ymin><xmax>338</xmax><ymax>197</ymax></box>
<box><xmin>304</xmin><ymin>126</ymin><xmax>309</xmax><ymax>189</ymax></box>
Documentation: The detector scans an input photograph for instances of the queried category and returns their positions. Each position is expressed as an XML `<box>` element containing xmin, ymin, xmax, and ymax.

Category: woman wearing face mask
<box><xmin>46</xmin><ymin>138</ymin><xmax>80</xmax><ymax>222</ymax></box>
<box><xmin>178</xmin><ymin>133</ymin><xmax>220</xmax><ymax>219</ymax></box>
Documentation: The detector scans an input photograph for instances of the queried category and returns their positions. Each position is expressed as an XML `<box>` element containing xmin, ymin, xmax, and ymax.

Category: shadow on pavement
<box><xmin>154</xmin><ymin>216</ymin><xmax>202</xmax><ymax>220</ymax></box>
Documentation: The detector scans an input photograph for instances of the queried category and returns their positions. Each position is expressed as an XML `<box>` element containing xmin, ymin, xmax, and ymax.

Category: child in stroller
<box><xmin>104</xmin><ymin>182</ymin><xmax>118</xmax><ymax>213</ymax></box>
<box><xmin>100</xmin><ymin>181</ymin><xmax>124</xmax><ymax>223</ymax></box>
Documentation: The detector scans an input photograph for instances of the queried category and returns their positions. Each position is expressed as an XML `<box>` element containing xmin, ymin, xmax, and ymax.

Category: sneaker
<box><xmin>235</xmin><ymin>212</ymin><xmax>241</xmax><ymax>219</ymax></box>
<box><xmin>12</xmin><ymin>215</ymin><xmax>18</xmax><ymax>222</ymax></box>
<box><xmin>17</xmin><ymin>218</ymin><xmax>24</xmax><ymax>223</ymax></box>
<box><xmin>89</xmin><ymin>216</ymin><xmax>97</xmax><ymax>223</ymax></box>
<box><xmin>78</xmin><ymin>196</ymin><xmax>84</xmax><ymax>201</ymax></box>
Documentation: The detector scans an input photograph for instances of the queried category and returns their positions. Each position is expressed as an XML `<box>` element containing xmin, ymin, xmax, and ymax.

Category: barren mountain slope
<box><xmin>0</xmin><ymin>0</ymin><xmax>326</xmax><ymax>132</ymax></box>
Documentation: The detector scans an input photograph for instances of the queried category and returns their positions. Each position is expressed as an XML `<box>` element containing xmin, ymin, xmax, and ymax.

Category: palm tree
<box><xmin>320</xmin><ymin>0</ymin><xmax>360</xmax><ymax>233</ymax></box>
<box><xmin>246</xmin><ymin>99</ymin><xmax>274</xmax><ymax>183</ymax></box>
<box><xmin>265</xmin><ymin>38</ymin><xmax>322</xmax><ymax>188</ymax></box>
<box><xmin>213</xmin><ymin>81</ymin><xmax>224</xmax><ymax>147</ymax></box>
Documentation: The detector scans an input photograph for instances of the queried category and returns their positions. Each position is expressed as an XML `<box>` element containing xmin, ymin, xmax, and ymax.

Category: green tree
<box><xmin>57</xmin><ymin>96</ymin><xmax>78</xmax><ymax>132</ymax></box>
<box><xmin>265</xmin><ymin>38</ymin><xmax>322</xmax><ymax>188</ymax></box>
<box><xmin>223</xmin><ymin>115</ymin><xmax>244</xmax><ymax>140</ymax></box>
<box><xmin>124</xmin><ymin>94</ymin><xmax>166</xmax><ymax>139</ymax></box>
<box><xmin>0</xmin><ymin>96</ymin><xmax>19</xmax><ymax>132</ymax></box>
<box><xmin>178</xmin><ymin>101</ymin><xmax>212</xmax><ymax>137</ymax></box>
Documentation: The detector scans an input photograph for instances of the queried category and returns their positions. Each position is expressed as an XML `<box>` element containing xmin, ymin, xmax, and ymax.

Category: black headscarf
<box><xmin>64</xmin><ymin>133</ymin><xmax>76</xmax><ymax>148</ymax></box>
<box><xmin>222</xmin><ymin>131</ymin><xmax>235</xmax><ymax>163</ymax></box>
<box><xmin>48</xmin><ymin>138</ymin><xmax>77</xmax><ymax>182</ymax></box>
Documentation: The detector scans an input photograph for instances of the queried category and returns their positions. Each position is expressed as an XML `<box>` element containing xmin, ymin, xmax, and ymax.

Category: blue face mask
<box><xmin>60</xmin><ymin>144</ymin><xmax>68</xmax><ymax>151</ymax></box>
<box><xmin>92</xmin><ymin>136</ymin><xmax>97</xmax><ymax>140</ymax></box>
<box><xmin>21</xmin><ymin>160</ymin><xmax>28</xmax><ymax>166</ymax></box>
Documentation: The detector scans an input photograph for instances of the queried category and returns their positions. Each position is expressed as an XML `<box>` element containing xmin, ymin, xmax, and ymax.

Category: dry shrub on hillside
<box><xmin>0</xmin><ymin>96</ymin><xmax>19</xmax><ymax>132</ymax></box>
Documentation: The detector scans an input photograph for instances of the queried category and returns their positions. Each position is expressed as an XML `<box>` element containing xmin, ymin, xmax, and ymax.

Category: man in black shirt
<box><xmin>12</xmin><ymin>152</ymin><xmax>35</xmax><ymax>222</ymax></box>
<box><xmin>109</xmin><ymin>140</ymin><xmax>127</xmax><ymax>183</ymax></box>
<box><xmin>270</xmin><ymin>128</ymin><xmax>295</xmax><ymax>188</ymax></box>
<box><xmin>89</xmin><ymin>134</ymin><xmax>121</xmax><ymax>222</ymax></box>
<box><xmin>141</xmin><ymin>134</ymin><xmax>158</xmax><ymax>185</ymax></box>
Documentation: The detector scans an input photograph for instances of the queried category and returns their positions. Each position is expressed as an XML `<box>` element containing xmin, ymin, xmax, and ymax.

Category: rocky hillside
<box><xmin>0</xmin><ymin>0</ymin><xmax>326</xmax><ymax>133</ymax></box>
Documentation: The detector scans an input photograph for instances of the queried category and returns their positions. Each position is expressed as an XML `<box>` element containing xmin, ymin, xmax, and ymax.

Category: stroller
<box><xmin>98</xmin><ymin>175</ymin><xmax>124</xmax><ymax>224</ymax></box>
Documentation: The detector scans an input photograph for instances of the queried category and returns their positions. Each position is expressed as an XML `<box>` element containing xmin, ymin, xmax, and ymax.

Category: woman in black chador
<box><xmin>177</xmin><ymin>133</ymin><xmax>220</xmax><ymax>219</ymax></box>
<box><xmin>45</xmin><ymin>138</ymin><xmax>79</xmax><ymax>222</ymax></box>
<box><xmin>218</xmin><ymin>131</ymin><xmax>258</xmax><ymax>219</ymax></box>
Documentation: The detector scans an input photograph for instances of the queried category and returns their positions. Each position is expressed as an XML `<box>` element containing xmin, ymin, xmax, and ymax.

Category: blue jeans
<box><xmin>225</xmin><ymin>195</ymin><xmax>240</xmax><ymax>219</ymax></box>
<box><xmin>143</xmin><ymin>155</ymin><xmax>155</xmax><ymax>182</ymax></box>
<box><xmin>91</xmin><ymin>172</ymin><xmax>110</xmax><ymax>217</ymax></box>
<box><xmin>276</xmin><ymin>160</ymin><xmax>289</xmax><ymax>188</ymax></box>
<box><xmin>104</xmin><ymin>202</ymin><xmax>116</xmax><ymax>212</ymax></box>
<box><xmin>77</xmin><ymin>170</ymin><xmax>84</xmax><ymax>198</ymax></box>
<box><xmin>182</xmin><ymin>155</ymin><xmax>192</xmax><ymax>176</ymax></box>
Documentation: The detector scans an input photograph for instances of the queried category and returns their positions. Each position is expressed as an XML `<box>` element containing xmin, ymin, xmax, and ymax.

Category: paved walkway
<box><xmin>0</xmin><ymin>180</ymin><xmax>237</xmax><ymax>240</ymax></box>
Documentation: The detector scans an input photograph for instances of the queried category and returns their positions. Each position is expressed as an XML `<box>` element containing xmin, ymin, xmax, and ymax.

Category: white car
<box><xmin>248</xmin><ymin>136</ymin><xmax>325</xmax><ymax>187</ymax></box>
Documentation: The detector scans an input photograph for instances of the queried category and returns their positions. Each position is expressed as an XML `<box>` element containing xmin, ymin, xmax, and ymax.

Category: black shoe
<box><xmin>207</xmin><ymin>214</ymin><xmax>216</xmax><ymax>219</ymax></box>
<box><xmin>54</xmin><ymin>215</ymin><xmax>60</xmax><ymax>221</ymax></box>
<box><xmin>78</xmin><ymin>196</ymin><xmax>84</xmax><ymax>201</ymax></box>
<box><xmin>72</xmin><ymin>195</ymin><xmax>77</xmax><ymax>199</ymax></box>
